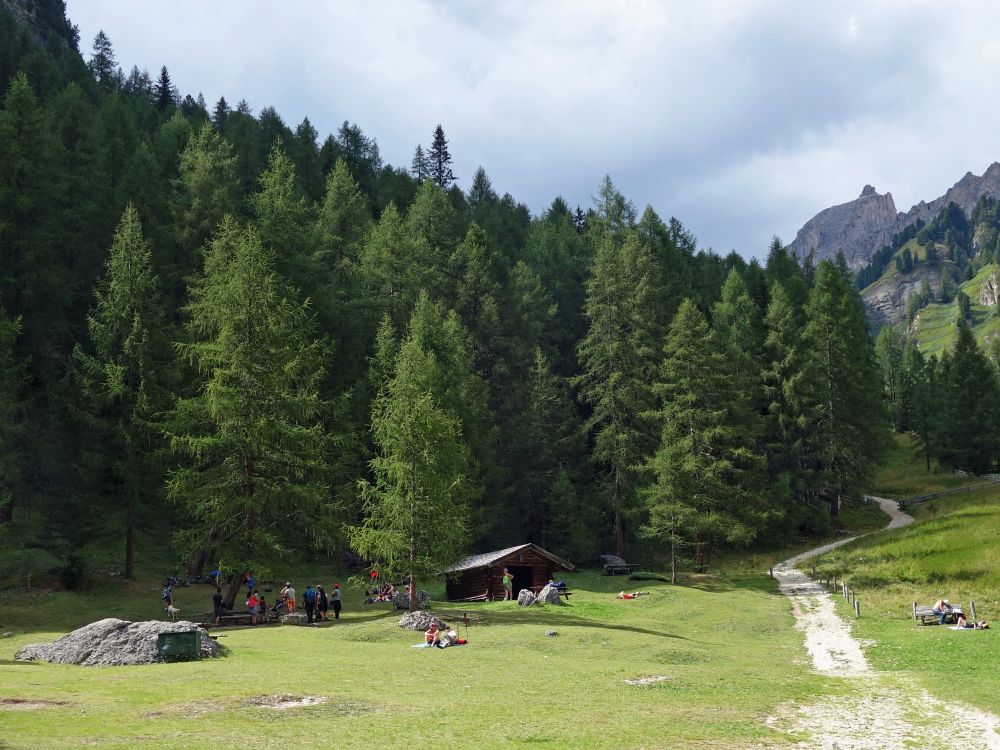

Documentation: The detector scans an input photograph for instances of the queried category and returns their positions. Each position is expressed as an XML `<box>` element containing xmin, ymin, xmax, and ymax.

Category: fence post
<box><xmin>769</xmin><ymin>566</ymin><xmax>773</xmax><ymax>579</ymax></box>
<box><xmin>811</xmin><ymin>564</ymin><xmax>816</xmax><ymax>577</ymax></box>
<box><xmin>971</xmin><ymin>601</ymin><xmax>977</xmax><ymax>620</ymax></box>
<box><xmin>854</xmin><ymin>600</ymin><xmax>860</xmax><ymax>618</ymax></box>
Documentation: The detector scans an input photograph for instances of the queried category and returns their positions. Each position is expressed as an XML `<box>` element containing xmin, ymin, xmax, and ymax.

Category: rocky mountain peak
<box><xmin>790</xmin><ymin>162</ymin><xmax>1000</xmax><ymax>270</ymax></box>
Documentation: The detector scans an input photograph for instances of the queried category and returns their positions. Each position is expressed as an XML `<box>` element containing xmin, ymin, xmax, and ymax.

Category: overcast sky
<box><xmin>68</xmin><ymin>1</ymin><xmax>1000</xmax><ymax>258</ymax></box>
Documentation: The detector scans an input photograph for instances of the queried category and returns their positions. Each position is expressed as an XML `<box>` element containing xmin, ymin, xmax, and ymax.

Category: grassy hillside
<box><xmin>812</xmin><ymin>434</ymin><xmax>1000</xmax><ymax>716</ymax></box>
<box><xmin>910</xmin><ymin>263</ymin><xmax>1000</xmax><ymax>355</ymax></box>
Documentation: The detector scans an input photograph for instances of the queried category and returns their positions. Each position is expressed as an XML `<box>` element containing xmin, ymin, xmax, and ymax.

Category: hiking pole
<box><xmin>463</xmin><ymin>611</ymin><xmax>469</xmax><ymax>640</ymax></box>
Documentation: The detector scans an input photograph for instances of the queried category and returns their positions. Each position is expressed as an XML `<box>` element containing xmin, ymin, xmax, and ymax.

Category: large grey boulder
<box><xmin>391</xmin><ymin>589</ymin><xmax>429</xmax><ymax>610</ymax></box>
<box><xmin>397</xmin><ymin>610</ymin><xmax>447</xmax><ymax>631</ymax></box>
<box><xmin>517</xmin><ymin>589</ymin><xmax>536</xmax><ymax>607</ymax></box>
<box><xmin>280</xmin><ymin>612</ymin><xmax>308</xmax><ymax>626</ymax></box>
<box><xmin>536</xmin><ymin>585</ymin><xmax>563</xmax><ymax>605</ymax></box>
<box><xmin>15</xmin><ymin>618</ymin><xmax>225</xmax><ymax>666</ymax></box>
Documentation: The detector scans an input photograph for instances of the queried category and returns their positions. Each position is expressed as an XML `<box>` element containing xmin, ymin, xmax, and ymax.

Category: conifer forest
<box><xmin>0</xmin><ymin>1</ymin><xmax>907</xmax><ymax>592</ymax></box>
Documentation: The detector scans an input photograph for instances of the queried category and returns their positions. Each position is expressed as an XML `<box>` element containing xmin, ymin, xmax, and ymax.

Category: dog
<box><xmin>165</xmin><ymin>605</ymin><xmax>180</xmax><ymax>621</ymax></box>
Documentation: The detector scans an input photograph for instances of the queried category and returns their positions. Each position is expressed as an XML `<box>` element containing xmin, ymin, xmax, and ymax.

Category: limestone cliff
<box><xmin>788</xmin><ymin>185</ymin><xmax>898</xmax><ymax>270</ymax></box>
<box><xmin>789</xmin><ymin>162</ymin><xmax>1000</xmax><ymax>270</ymax></box>
<box><xmin>862</xmin><ymin>267</ymin><xmax>944</xmax><ymax>327</ymax></box>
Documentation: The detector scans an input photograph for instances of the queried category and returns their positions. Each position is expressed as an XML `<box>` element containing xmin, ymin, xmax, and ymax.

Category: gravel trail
<box><xmin>765</xmin><ymin>497</ymin><xmax>1000</xmax><ymax>748</ymax></box>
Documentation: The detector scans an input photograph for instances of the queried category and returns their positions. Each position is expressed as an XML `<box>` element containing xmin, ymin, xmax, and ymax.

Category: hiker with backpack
<box><xmin>161</xmin><ymin>584</ymin><xmax>173</xmax><ymax>610</ymax></box>
<box><xmin>303</xmin><ymin>584</ymin><xmax>317</xmax><ymax>623</ymax></box>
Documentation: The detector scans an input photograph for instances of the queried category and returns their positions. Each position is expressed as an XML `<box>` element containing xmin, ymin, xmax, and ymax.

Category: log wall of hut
<box><xmin>445</xmin><ymin>547</ymin><xmax>565</xmax><ymax>601</ymax></box>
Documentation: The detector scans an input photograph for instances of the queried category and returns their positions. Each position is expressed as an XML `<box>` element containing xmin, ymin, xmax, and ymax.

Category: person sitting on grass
<box><xmin>616</xmin><ymin>591</ymin><xmax>648</xmax><ymax>600</ymax></box>
<box><xmin>425</xmin><ymin>622</ymin><xmax>440</xmax><ymax>646</ymax></box>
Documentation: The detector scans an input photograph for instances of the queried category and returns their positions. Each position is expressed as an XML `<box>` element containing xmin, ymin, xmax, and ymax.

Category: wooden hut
<box><xmin>442</xmin><ymin>543</ymin><xmax>574</xmax><ymax>601</ymax></box>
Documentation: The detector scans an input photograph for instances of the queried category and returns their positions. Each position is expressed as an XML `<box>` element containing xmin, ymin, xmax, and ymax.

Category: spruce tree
<box><xmin>165</xmin><ymin>219</ymin><xmax>331</xmax><ymax>608</ymax></box>
<box><xmin>575</xmin><ymin>230</ymin><xmax>659</xmax><ymax>557</ymax></box>
<box><xmin>875</xmin><ymin>326</ymin><xmax>905</xmax><ymax>430</ymax></box>
<box><xmin>938</xmin><ymin>321</ymin><xmax>1000</xmax><ymax>473</ymax></box>
<box><xmin>74</xmin><ymin>205</ymin><xmax>170</xmax><ymax>578</ymax></box>
<box><xmin>428</xmin><ymin>124</ymin><xmax>456</xmax><ymax>188</ymax></box>
<box><xmin>212</xmin><ymin>96</ymin><xmax>230</xmax><ymax>130</ymax></box>
<box><xmin>154</xmin><ymin>66</ymin><xmax>177</xmax><ymax>111</ymax></box>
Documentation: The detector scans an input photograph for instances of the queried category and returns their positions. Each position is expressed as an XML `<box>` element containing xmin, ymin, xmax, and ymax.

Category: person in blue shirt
<box><xmin>303</xmin><ymin>584</ymin><xmax>317</xmax><ymax>623</ymax></box>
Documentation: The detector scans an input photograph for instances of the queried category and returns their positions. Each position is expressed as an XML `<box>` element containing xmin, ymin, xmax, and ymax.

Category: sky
<box><xmin>67</xmin><ymin>1</ymin><xmax>1000</xmax><ymax>258</ymax></box>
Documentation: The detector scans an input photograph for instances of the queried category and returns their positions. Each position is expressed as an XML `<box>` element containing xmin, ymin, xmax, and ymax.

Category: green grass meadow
<box><xmin>1</xmin><ymin>571</ymin><xmax>835</xmax><ymax>750</ymax></box>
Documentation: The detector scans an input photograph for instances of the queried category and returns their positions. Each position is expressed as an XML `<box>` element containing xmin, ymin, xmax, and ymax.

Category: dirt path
<box><xmin>765</xmin><ymin>497</ymin><xmax>1000</xmax><ymax>749</ymax></box>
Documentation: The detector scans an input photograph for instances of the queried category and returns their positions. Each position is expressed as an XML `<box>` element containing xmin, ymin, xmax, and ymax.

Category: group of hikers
<box><xmin>204</xmin><ymin>573</ymin><xmax>342</xmax><ymax>626</ymax></box>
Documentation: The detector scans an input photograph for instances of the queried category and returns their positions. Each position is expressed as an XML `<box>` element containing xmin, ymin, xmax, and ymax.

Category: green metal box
<box><xmin>157</xmin><ymin>630</ymin><xmax>201</xmax><ymax>661</ymax></box>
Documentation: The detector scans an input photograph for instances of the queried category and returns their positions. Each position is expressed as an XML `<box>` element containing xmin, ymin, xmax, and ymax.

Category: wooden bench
<box><xmin>602</xmin><ymin>564</ymin><xmax>634</xmax><ymax>576</ymax></box>
<box><xmin>529</xmin><ymin>585</ymin><xmax>572</xmax><ymax>599</ymax></box>
<box><xmin>913</xmin><ymin>601</ymin><xmax>977</xmax><ymax>625</ymax></box>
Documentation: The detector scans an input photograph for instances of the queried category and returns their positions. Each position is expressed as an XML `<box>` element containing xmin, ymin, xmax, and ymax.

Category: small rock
<box><xmin>517</xmin><ymin>589</ymin><xmax>536</xmax><ymax>607</ymax></box>
<box><xmin>280</xmin><ymin>612</ymin><xmax>308</xmax><ymax>626</ymax></box>
<box><xmin>544</xmin><ymin>630</ymin><xmax>558</xmax><ymax>637</ymax></box>
<box><xmin>397</xmin><ymin>610</ymin><xmax>447</xmax><ymax>631</ymax></box>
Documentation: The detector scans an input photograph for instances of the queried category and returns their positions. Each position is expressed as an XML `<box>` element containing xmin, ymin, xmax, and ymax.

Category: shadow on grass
<box><xmin>427</xmin><ymin>605</ymin><xmax>698</xmax><ymax>642</ymax></box>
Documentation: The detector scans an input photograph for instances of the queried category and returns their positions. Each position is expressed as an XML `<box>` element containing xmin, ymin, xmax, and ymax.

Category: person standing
<box><xmin>212</xmin><ymin>589</ymin><xmax>224</xmax><ymax>626</ymax></box>
<box><xmin>162</xmin><ymin>583</ymin><xmax>174</xmax><ymax>610</ymax></box>
<box><xmin>284</xmin><ymin>582</ymin><xmax>296</xmax><ymax>614</ymax></box>
<box><xmin>247</xmin><ymin>590</ymin><xmax>260</xmax><ymax>625</ymax></box>
<box><xmin>502</xmin><ymin>568</ymin><xmax>513</xmax><ymax>600</ymax></box>
<box><xmin>303</xmin><ymin>584</ymin><xmax>317</xmax><ymax>623</ymax></box>
<box><xmin>331</xmin><ymin>583</ymin><xmax>342</xmax><ymax>620</ymax></box>
<box><xmin>316</xmin><ymin>585</ymin><xmax>329</xmax><ymax>621</ymax></box>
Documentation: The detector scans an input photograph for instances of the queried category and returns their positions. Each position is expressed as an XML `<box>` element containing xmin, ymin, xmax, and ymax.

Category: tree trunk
<box><xmin>614</xmin><ymin>508</ymin><xmax>625</xmax><ymax>559</ymax></box>
<box><xmin>185</xmin><ymin>545</ymin><xmax>212</xmax><ymax>578</ymax></box>
<box><xmin>223</xmin><ymin>571</ymin><xmax>243</xmax><ymax>610</ymax></box>
<box><xmin>670</xmin><ymin>536</ymin><xmax>677</xmax><ymax>585</ymax></box>
<box><xmin>409</xmin><ymin>569</ymin><xmax>416</xmax><ymax>612</ymax></box>
<box><xmin>124</xmin><ymin>503</ymin><xmax>135</xmax><ymax>580</ymax></box>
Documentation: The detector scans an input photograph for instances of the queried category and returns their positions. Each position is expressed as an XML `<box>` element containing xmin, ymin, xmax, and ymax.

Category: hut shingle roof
<box><xmin>441</xmin><ymin>543</ymin><xmax>574</xmax><ymax>574</ymax></box>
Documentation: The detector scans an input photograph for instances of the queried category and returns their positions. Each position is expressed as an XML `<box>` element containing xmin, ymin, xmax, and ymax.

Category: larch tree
<box><xmin>87</xmin><ymin>31</ymin><xmax>118</xmax><ymax>90</ymax></box>
<box><xmin>171</xmin><ymin>122</ymin><xmax>238</xmax><ymax>277</ymax></box>
<box><xmin>350</xmin><ymin>324</ymin><xmax>472</xmax><ymax>611</ymax></box>
<box><xmin>802</xmin><ymin>260</ymin><xmax>887</xmax><ymax>514</ymax></box>
<box><xmin>575</xmin><ymin>230</ymin><xmax>659</xmax><ymax>558</ymax></box>
<box><xmin>74</xmin><ymin>205</ymin><xmax>170</xmax><ymax>578</ymax></box>
<box><xmin>165</xmin><ymin>218</ymin><xmax>331</xmax><ymax>608</ymax></box>
<box><xmin>644</xmin><ymin>300</ymin><xmax>763</xmax><ymax>583</ymax></box>
<box><xmin>411</xmin><ymin>144</ymin><xmax>431</xmax><ymax>182</ymax></box>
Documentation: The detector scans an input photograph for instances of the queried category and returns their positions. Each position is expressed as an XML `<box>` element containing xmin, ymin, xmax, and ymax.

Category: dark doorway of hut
<box><xmin>508</xmin><ymin>565</ymin><xmax>533</xmax><ymax>597</ymax></box>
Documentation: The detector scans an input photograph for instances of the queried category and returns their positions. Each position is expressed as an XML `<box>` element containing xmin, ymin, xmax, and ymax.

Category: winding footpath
<box><xmin>765</xmin><ymin>497</ymin><xmax>1000</xmax><ymax>749</ymax></box>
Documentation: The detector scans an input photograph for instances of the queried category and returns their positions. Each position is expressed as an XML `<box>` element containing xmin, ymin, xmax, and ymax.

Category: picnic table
<box><xmin>529</xmin><ymin>584</ymin><xmax>572</xmax><ymax>599</ymax></box>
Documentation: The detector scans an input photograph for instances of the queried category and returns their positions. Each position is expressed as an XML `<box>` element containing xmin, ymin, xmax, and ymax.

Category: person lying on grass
<box><xmin>617</xmin><ymin>591</ymin><xmax>648</xmax><ymax>600</ymax></box>
<box><xmin>955</xmin><ymin>614</ymin><xmax>990</xmax><ymax>629</ymax></box>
